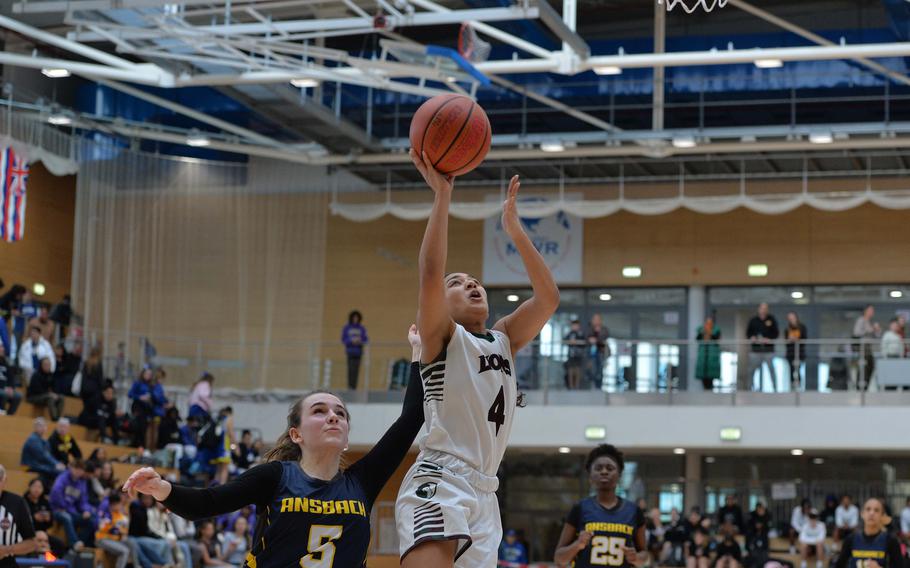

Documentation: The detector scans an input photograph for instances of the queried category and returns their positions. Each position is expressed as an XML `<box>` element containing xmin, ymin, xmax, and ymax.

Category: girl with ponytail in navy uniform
<box><xmin>555</xmin><ymin>445</ymin><xmax>647</xmax><ymax>568</ymax></box>
<box><xmin>123</xmin><ymin>326</ymin><xmax>425</xmax><ymax>568</ymax></box>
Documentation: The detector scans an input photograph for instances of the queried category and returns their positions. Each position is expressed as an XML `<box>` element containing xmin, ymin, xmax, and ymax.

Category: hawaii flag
<box><xmin>0</xmin><ymin>147</ymin><xmax>29</xmax><ymax>243</ymax></box>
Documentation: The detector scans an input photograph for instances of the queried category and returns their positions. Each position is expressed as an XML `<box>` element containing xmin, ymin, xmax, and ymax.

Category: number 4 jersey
<box><xmin>567</xmin><ymin>497</ymin><xmax>645</xmax><ymax>568</ymax></box>
<box><xmin>419</xmin><ymin>323</ymin><xmax>516</xmax><ymax>477</ymax></box>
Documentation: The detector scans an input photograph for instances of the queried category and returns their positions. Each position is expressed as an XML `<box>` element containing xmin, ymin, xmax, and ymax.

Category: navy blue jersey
<box><xmin>164</xmin><ymin>363</ymin><xmax>425</xmax><ymax>568</ymax></box>
<box><xmin>566</xmin><ymin>497</ymin><xmax>645</xmax><ymax>568</ymax></box>
<box><xmin>836</xmin><ymin>531</ymin><xmax>903</xmax><ymax>568</ymax></box>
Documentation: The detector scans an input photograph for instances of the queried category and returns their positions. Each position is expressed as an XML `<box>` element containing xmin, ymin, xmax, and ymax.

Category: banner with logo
<box><xmin>483</xmin><ymin>197</ymin><xmax>583</xmax><ymax>285</ymax></box>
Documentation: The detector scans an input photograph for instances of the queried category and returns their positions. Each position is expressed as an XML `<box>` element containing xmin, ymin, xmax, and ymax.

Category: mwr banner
<box><xmin>483</xmin><ymin>196</ymin><xmax>582</xmax><ymax>285</ymax></box>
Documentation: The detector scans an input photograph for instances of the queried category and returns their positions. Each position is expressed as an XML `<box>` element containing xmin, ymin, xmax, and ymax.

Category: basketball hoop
<box><xmin>658</xmin><ymin>0</ymin><xmax>728</xmax><ymax>13</ymax></box>
<box><xmin>458</xmin><ymin>23</ymin><xmax>492</xmax><ymax>63</ymax></box>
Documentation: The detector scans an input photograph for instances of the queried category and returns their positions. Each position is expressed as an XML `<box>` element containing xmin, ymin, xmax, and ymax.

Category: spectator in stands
<box><xmin>196</xmin><ymin>519</ymin><xmax>232</xmax><ymax>567</ymax></box>
<box><xmin>232</xmin><ymin>429</ymin><xmax>258</xmax><ymax>474</ymax></box>
<box><xmin>20</xmin><ymin>417</ymin><xmax>64</xmax><ymax>483</ymax></box>
<box><xmin>61</xmin><ymin>341</ymin><xmax>82</xmax><ymax>377</ymax></box>
<box><xmin>188</xmin><ymin>372</ymin><xmax>214</xmax><ymax>420</ymax></box>
<box><xmin>78</xmin><ymin>346</ymin><xmax>103</xmax><ymax>405</ymax></box>
<box><xmin>177</xmin><ymin>414</ymin><xmax>200</xmax><ymax>474</ymax></box>
<box><xmin>158</xmin><ymin>406</ymin><xmax>183</xmax><ymax>461</ymax></box>
<box><xmin>145</xmin><ymin>367</ymin><xmax>170</xmax><ymax>450</ymax></box>
<box><xmin>341</xmin><ymin>310</ymin><xmax>369</xmax><ymax>390</ymax></box>
<box><xmin>13</xmin><ymin>289</ymin><xmax>38</xmax><ymax>348</ymax></box>
<box><xmin>0</xmin><ymin>343</ymin><xmax>22</xmax><ymax>415</ymax></box>
<box><xmin>28</xmin><ymin>307</ymin><xmax>55</xmax><ymax>342</ymax></box>
<box><xmin>79</xmin><ymin>382</ymin><xmax>120</xmax><ymax>444</ymax></box>
<box><xmin>715</xmin><ymin>532</ymin><xmax>742</xmax><ymax>568</ymax></box>
<box><xmin>686</xmin><ymin>527</ymin><xmax>713</xmax><ymax>568</ymax></box>
<box><xmin>198</xmin><ymin>406</ymin><xmax>234</xmax><ymax>485</ymax></box>
<box><xmin>820</xmin><ymin>495</ymin><xmax>838</xmax><ymax>535</ymax></box>
<box><xmin>717</xmin><ymin>494</ymin><xmax>745</xmax><ymax>535</ymax></box>
<box><xmin>47</xmin><ymin>417</ymin><xmax>83</xmax><ymax>464</ymax></box>
<box><xmin>586</xmin><ymin>314</ymin><xmax>610</xmax><ymax>390</ymax></box>
<box><xmin>647</xmin><ymin>507</ymin><xmax>666</xmax><ymax>562</ymax></box>
<box><xmin>663</xmin><ymin>509</ymin><xmax>688</xmax><ymax>566</ymax></box>
<box><xmin>18</xmin><ymin>326</ymin><xmax>55</xmax><ymax>383</ymax></box>
<box><xmin>148</xmin><ymin>499</ymin><xmax>191</xmax><ymax>568</ymax></box>
<box><xmin>835</xmin><ymin>494</ymin><xmax>859</xmax><ymax>543</ymax></box>
<box><xmin>129</xmin><ymin>367</ymin><xmax>156</xmax><ymax>447</ymax></box>
<box><xmin>784</xmin><ymin>312</ymin><xmax>808</xmax><ymax>390</ymax></box>
<box><xmin>695</xmin><ymin>315</ymin><xmax>722</xmax><ymax>391</ymax></box>
<box><xmin>49</xmin><ymin>459</ymin><xmax>96</xmax><ymax>550</ymax></box>
<box><xmin>95</xmin><ymin>492</ymin><xmax>131</xmax><ymax>568</ymax></box>
<box><xmin>48</xmin><ymin>295</ymin><xmax>72</xmax><ymax>339</ymax></box>
<box><xmin>31</xmin><ymin>530</ymin><xmax>57</xmax><ymax>562</ymax></box>
<box><xmin>498</xmin><ymin>528</ymin><xmax>528</xmax><ymax>566</ymax></box>
<box><xmin>22</xmin><ymin>478</ymin><xmax>66</xmax><ymax>558</ymax></box>
<box><xmin>169</xmin><ymin>509</ymin><xmax>199</xmax><ymax>568</ymax></box>
<box><xmin>747</xmin><ymin>303</ymin><xmax>780</xmax><ymax>391</ymax></box>
<box><xmin>563</xmin><ymin>319</ymin><xmax>586</xmax><ymax>390</ymax></box>
<box><xmin>26</xmin><ymin>358</ymin><xmax>64</xmax><ymax>421</ymax></box>
<box><xmin>799</xmin><ymin>509</ymin><xmax>826</xmax><ymax>568</ymax></box>
<box><xmin>790</xmin><ymin>499</ymin><xmax>812</xmax><ymax>554</ymax></box>
<box><xmin>128</xmin><ymin>493</ymin><xmax>172</xmax><ymax>568</ymax></box>
<box><xmin>0</xmin><ymin>464</ymin><xmax>37</xmax><ymax>565</ymax></box>
<box><xmin>221</xmin><ymin>515</ymin><xmax>250</xmax><ymax>566</ymax></box>
<box><xmin>852</xmin><ymin>305</ymin><xmax>880</xmax><ymax>390</ymax></box>
<box><xmin>684</xmin><ymin>508</ymin><xmax>703</xmax><ymax>537</ymax></box>
<box><xmin>52</xmin><ymin>344</ymin><xmax>72</xmax><ymax>396</ymax></box>
<box><xmin>881</xmin><ymin>318</ymin><xmax>904</xmax><ymax>358</ymax></box>
<box><xmin>84</xmin><ymin>462</ymin><xmax>106</xmax><ymax>509</ymax></box>
<box><xmin>746</xmin><ymin>503</ymin><xmax>771</xmax><ymax>567</ymax></box>
<box><xmin>97</xmin><ymin>461</ymin><xmax>117</xmax><ymax>497</ymax></box>
<box><xmin>899</xmin><ymin>497</ymin><xmax>910</xmax><ymax>547</ymax></box>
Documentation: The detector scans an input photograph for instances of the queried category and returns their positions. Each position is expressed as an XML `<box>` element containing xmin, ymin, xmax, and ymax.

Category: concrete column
<box><xmin>687</xmin><ymin>286</ymin><xmax>706</xmax><ymax>390</ymax></box>
<box><xmin>685</xmin><ymin>451</ymin><xmax>703</xmax><ymax>512</ymax></box>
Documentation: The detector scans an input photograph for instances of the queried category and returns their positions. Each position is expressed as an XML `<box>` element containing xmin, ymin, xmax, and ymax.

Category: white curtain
<box><xmin>72</xmin><ymin>144</ymin><xmax>330</xmax><ymax>390</ymax></box>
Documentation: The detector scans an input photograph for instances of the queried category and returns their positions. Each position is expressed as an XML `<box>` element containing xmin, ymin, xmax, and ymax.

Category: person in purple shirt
<box><xmin>341</xmin><ymin>310</ymin><xmax>369</xmax><ymax>390</ymax></box>
<box><xmin>49</xmin><ymin>460</ymin><xmax>96</xmax><ymax>550</ymax></box>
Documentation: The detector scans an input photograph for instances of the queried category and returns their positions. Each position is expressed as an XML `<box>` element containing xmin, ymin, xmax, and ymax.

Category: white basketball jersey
<box><xmin>418</xmin><ymin>323</ymin><xmax>516</xmax><ymax>477</ymax></box>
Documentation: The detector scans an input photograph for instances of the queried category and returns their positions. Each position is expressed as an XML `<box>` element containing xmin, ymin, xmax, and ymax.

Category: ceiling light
<box><xmin>791</xmin><ymin>449</ymin><xmax>804</xmax><ymax>456</ymax></box>
<box><xmin>754</xmin><ymin>58</ymin><xmax>783</xmax><ymax>69</ymax></box>
<box><xmin>672</xmin><ymin>136</ymin><xmax>697</xmax><ymax>149</ymax></box>
<box><xmin>32</xmin><ymin>283</ymin><xmax>46</xmax><ymax>296</ymax></box>
<box><xmin>584</xmin><ymin>426</ymin><xmax>606</xmax><ymax>440</ymax></box>
<box><xmin>506</xmin><ymin>294</ymin><xmax>520</xmax><ymax>302</ymax></box>
<box><xmin>540</xmin><ymin>141</ymin><xmax>565</xmax><ymax>153</ymax></box>
<box><xmin>47</xmin><ymin>114</ymin><xmax>72</xmax><ymax>126</ymax></box>
<box><xmin>809</xmin><ymin>132</ymin><xmax>834</xmax><ymax>144</ymax></box>
<box><xmin>622</xmin><ymin>266</ymin><xmax>642</xmax><ymax>278</ymax></box>
<box><xmin>740</xmin><ymin>135</ymin><xmax>757</xmax><ymax>143</ymax></box>
<box><xmin>593</xmin><ymin>65</ymin><xmax>622</xmax><ymax>75</ymax></box>
<box><xmin>186</xmin><ymin>133</ymin><xmax>211</xmax><ymax>147</ymax></box>
<box><xmin>445</xmin><ymin>76</ymin><xmax>457</xmax><ymax>83</ymax></box>
<box><xmin>705</xmin><ymin>456</ymin><xmax>716</xmax><ymax>464</ymax></box>
<box><xmin>673</xmin><ymin>448</ymin><xmax>686</xmax><ymax>455</ymax></box>
<box><xmin>748</xmin><ymin>264</ymin><xmax>768</xmax><ymax>277</ymax></box>
<box><xmin>889</xmin><ymin>290</ymin><xmax>903</xmax><ymax>298</ymax></box>
<box><xmin>290</xmin><ymin>78</ymin><xmax>321</xmax><ymax>88</ymax></box>
<box><xmin>791</xmin><ymin>291</ymin><xmax>804</xmax><ymax>299</ymax></box>
<box><xmin>42</xmin><ymin>68</ymin><xmax>71</xmax><ymax>78</ymax></box>
<box><xmin>558</xmin><ymin>446</ymin><xmax>571</xmax><ymax>454</ymax></box>
<box><xmin>598</xmin><ymin>293</ymin><xmax>612</xmax><ymax>301</ymax></box>
<box><xmin>812</xmin><ymin>457</ymin><xmax>825</xmax><ymax>465</ymax></box>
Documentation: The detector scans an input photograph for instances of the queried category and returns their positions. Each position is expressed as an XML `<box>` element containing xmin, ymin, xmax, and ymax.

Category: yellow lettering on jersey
<box><xmin>311</xmin><ymin>500</ymin><xmax>323</xmax><ymax>514</ymax></box>
<box><xmin>584</xmin><ymin>522</ymin><xmax>634</xmax><ymax>535</ymax></box>
<box><xmin>335</xmin><ymin>500</ymin><xmax>350</xmax><ymax>515</ymax></box>
<box><xmin>279</xmin><ymin>498</ymin><xmax>367</xmax><ymax>516</ymax></box>
<box><xmin>323</xmin><ymin>501</ymin><xmax>335</xmax><ymax>515</ymax></box>
<box><xmin>245</xmin><ymin>552</ymin><xmax>257</xmax><ymax>568</ymax></box>
<box><xmin>852</xmin><ymin>551</ymin><xmax>886</xmax><ymax>559</ymax></box>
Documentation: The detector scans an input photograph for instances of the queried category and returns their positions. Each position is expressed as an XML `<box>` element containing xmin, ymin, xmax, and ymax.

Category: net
<box><xmin>660</xmin><ymin>0</ymin><xmax>728</xmax><ymax>13</ymax></box>
<box><xmin>458</xmin><ymin>23</ymin><xmax>492</xmax><ymax>63</ymax></box>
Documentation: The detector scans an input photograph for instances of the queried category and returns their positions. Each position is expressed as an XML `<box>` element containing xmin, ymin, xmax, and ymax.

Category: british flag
<box><xmin>0</xmin><ymin>147</ymin><xmax>29</xmax><ymax>243</ymax></box>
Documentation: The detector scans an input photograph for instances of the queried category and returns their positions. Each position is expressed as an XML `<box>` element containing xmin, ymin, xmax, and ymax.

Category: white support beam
<box><xmin>536</xmin><ymin>0</ymin><xmax>589</xmax><ymax>59</ymax></box>
<box><xmin>0</xmin><ymin>51</ymin><xmax>171</xmax><ymax>84</ymax></box>
<box><xmin>0</xmin><ymin>14</ymin><xmax>140</xmax><ymax>70</ymax></box>
<box><xmin>477</xmin><ymin>42</ymin><xmax>910</xmax><ymax>74</ymax></box>
<box><xmin>406</xmin><ymin>0</ymin><xmax>554</xmax><ymax>60</ymax></box>
<box><xmin>92</xmin><ymin>78</ymin><xmax>284</xmax><ymax>147</ymax></box>
<box><xmin>727</xmin><ymin>0</ymin><xmax>910</xmax><ymax>88</ymax></box>
<box><xmin>652</xmin><ymin>0</ymin><xmax>665</xmax><ymax>131</ymax></box>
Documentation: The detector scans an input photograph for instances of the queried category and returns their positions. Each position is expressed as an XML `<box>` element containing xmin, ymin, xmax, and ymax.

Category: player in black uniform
<box><xmin>555</xmin><ymin>444</ymin><xmax>646</xmax><ymax>568</ymax></box>
<box><xmin>835</xmin><ymin>497</ymin><xmax>903</xmax><ymax>568</ymax></box>
<box><xmin>123</xmin><ymin>326</ymin><xmax>424</xmax><ymax>568</ymax></box>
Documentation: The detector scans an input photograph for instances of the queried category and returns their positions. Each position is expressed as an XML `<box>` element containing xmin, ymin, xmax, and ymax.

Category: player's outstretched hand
<box><xmin>410</xmin><ymin>149</ymin><xmax>454</xmax><ymax>195</ymax></box>
<box><xmin>501</xmin><ymin>175</ymin><xmax>523</xmax><ymax>239</ymax></box>
<box><xmin>408</xmin><ymin>324</ymin><xmax>421</xmax><ymax>351</ymax></box>
<box><xmin>623</xmin><ymin>545</ymin><xmax>643</xmax><ymax>566</ymax></box>
<box><xmin>122</xmin><ymin>466</ymin><xmax>172</xmax><ymax>502</ymax></box>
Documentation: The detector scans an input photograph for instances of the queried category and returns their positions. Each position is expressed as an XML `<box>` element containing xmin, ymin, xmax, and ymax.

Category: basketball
<box><xmin>409</xmin><ymin>94</ymin><xmax>492</xmax><ymax>177</ymax></box>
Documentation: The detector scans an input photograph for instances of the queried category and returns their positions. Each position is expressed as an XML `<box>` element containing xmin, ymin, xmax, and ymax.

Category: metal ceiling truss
<box><xmin>5</xmin><ymin>0</ymin><xmax>910</xmax><ymax>169</ymax></box>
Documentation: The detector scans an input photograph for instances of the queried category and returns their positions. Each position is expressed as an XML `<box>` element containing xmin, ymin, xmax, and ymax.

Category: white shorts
<box><xmin>396</xmin><ymin>450</ymin><xmax>502</xmax><ymax>567</ymax></box>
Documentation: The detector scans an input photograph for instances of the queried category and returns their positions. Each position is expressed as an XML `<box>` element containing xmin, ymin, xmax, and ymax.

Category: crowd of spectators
<box><xmin>561</xmin><ymin>314</ymin><xmax>612</xmax><ymax>390</ymax></box>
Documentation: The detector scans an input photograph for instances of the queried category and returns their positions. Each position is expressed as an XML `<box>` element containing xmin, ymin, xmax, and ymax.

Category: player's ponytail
<box><xmin>263</xmin><ymin>390</ymin><xmax>351</xmax><ymax>463</ymax></box>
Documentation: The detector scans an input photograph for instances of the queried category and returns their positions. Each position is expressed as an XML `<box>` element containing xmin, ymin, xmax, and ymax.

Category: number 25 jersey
<box><xmin>567</xmin><ymin>497</ymin><xmax>645</xmax><ymax>568</ymax></box>
<box><xmin>419</xmin><ymin>324</ymin><xmax>515</xmax><ymax>477</ymax></box>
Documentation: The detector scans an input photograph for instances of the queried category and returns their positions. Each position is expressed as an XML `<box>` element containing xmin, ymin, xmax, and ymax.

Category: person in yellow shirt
<box><xmin>95</xmin><ymin>494</ymin><xmax>131</xmax><ymax>568</ymax></box>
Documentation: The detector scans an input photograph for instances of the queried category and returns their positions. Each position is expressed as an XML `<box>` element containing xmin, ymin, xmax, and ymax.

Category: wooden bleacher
<box><xmin>0</xmin><ymin>400</ymin><xmax>176</xmax><ymax>494</ymax></box>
